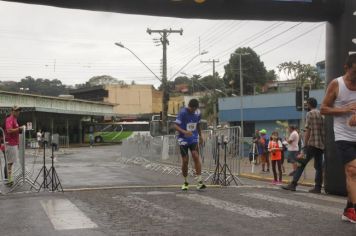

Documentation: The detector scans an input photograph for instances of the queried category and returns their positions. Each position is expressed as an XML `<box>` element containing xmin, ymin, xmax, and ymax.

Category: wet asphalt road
<box><xmin>0</xmin><ymin>146</ymin><xmax>354</xmax><ymax>236</ymax></box>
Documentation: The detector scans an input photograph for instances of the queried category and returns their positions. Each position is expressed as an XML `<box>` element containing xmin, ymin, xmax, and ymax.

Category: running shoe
<box><xmin>181</xmin><ymin>182</ymin><xmax>189</xmax><ymax>191</ymax></box>
<box><xmin>308</xmin><ymin>187</ymin><xmax>321</xmax><ymax>194</ymax></box>
<box><xmin>6</xmin><ymin>176</ymin><xmax>13</xmax><ymax>186</ymax></box>
<box><xmin>196</xmin><ymin>181</ymin><xmax>206</xmax><ymax>190</ymax></box>
<box><xmin>342</xmin><ymin>208</ymin><xmax>356</xmax><ymax>223</ymax></box>
<box><xmin>281</xmin><ymin>183</ymin><xmax>296</xmax><ymax>191</ymax></box>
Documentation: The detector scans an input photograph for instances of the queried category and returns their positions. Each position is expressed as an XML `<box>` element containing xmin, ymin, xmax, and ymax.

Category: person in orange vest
<box><xmin>268</xmin><ymin>131</ymin><xmax>283</xmax><ymax>185</ymax></box>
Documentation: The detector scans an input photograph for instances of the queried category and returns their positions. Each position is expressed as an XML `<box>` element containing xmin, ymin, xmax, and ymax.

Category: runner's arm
<box><xmin>6</xmin><ymin>120</ymin><xmax>22</xmax><ymax>134</ymax></box>
<box><xmin>304</xmin><ymin>128</ymin><xmax>310</xmax><ymax>147</ymax></box>
<box><xmin>304</xmin><ymin>113</ymin><xmax>311</xmax><ymax>146</ymax></box>
<box><xmin>321</xmin><ymin>79</ymin><xmax>356</xmax><ymax>115</ymax></box>
<box><xmin>174</xmin><ymin>124</ymin><xmax>189</xmax><ymax>136</ymax></box>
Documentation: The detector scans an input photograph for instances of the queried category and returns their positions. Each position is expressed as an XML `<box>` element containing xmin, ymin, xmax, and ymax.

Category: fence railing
<box><xmin>119</xmin><ymin>126</ymin><xmax>242</xmax><ymax>183</ymax></box>
<box><xmin>118</xmin><ymin>127</ymin><xmax>311</xmax><ymax>184</ymax></box>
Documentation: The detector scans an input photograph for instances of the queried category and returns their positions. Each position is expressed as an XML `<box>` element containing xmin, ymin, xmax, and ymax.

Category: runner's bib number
<box><xmin>187</xmin><ymin>123</ymin><xmax>197</xmax><ymax>131</ymax></box>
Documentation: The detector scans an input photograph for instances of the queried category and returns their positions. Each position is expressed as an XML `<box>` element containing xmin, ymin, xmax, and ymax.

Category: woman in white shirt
<box><xmin>286</xmin><ymin>125</ymin><xmax>299</xmax><ymax>176</ymax></box>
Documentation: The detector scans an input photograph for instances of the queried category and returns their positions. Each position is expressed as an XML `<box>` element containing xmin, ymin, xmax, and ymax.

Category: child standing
<box><xmin>268</xmin><ymin>131</ymin><xmax>283</xmax><ymax>185</ymax></box>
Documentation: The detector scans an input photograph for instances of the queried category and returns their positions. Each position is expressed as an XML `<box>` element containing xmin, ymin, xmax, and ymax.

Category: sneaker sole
<box><xmin>281</xmin><ymin>187</ymin><xmax>296</xmax><ymax>191</ymax></box>
<box><xmin>342</xmin><ymin>215</ymin><xmax>356</xmax><ymax>223</ymax></box>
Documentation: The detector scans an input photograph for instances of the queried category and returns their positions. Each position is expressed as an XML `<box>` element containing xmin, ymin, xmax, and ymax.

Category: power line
<box><xmin>190</xmin><ymin>22</ymin><xmax>305</xmax><ymax>76</ymax></box>
<box><xmin>183</xmin><ymin>21</ymin><xmax>288</xmax><ymax>75</ymax></box>
<box><xmin>251</xmin><ymin>22</ymin><xmax>303</xmax><ymax>49</ymax></box>
<box><xmin>260</xmin><ymin>23</ymin><xmax>324</xmax><ymax>56</ymax></box>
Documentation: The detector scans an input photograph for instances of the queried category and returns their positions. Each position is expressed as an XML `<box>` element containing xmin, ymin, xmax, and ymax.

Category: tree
<box><xmin>18</xmin><ymin>77</ymin><xmax>69</xmax><ymax>96</ymax></box>
<box><xmin>0</xmin><ymin>76</ymin><xmax>69</xmax><ymax>96</ymax></box>
<box><xmin>266</xmin><ymin>70</ymin><xmax>277</xmax><ymax>82</ymax></box>
<box><xmin>223</xmin><ymin>47</ymin><xmax>270</xmax><ymax>95</ymax></box>
<box><xmin>278</xmin><ymin>61</ymin><xmax>322</xmax><ymax>89</ymax></box>
<box><xmin>199</xmin><ymin>92</ymin><xmax>224</xmax><ymax>124</ymax></box>
<box><xmin>160</xmin><ymin>75</ymin><xmax>205</xmax><ymax>94</ymax></box>
<box><xmin>87</xmin><ymin>75</ymin><xmax>126</xmax><ymax>86</ymax></box>
<box><xmin>199</xmin><ymin>73</ymin><xmax>225</xmax><ymax>91</ymax></box>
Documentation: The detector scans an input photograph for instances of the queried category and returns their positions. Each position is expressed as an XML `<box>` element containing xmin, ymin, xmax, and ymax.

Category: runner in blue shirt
<box><xmin>174</xmin><ymin>99</ymin><xmax>206</xmax><ymax>190</ymax></box>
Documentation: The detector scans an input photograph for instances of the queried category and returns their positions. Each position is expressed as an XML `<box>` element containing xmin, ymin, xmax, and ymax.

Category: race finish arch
<box><xmin>5</xmin><ymin>0</ymin><xmax>356</xmax><ymax>195</ymax></box>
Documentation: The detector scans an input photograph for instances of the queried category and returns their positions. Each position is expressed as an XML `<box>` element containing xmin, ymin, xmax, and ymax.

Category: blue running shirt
<box><xmin>175</xmin><ymin>107</ymin><xmax>201</xmax><ymax>146</ymax></box>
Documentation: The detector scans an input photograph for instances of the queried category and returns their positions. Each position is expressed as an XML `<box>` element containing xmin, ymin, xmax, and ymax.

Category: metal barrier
<box><xmin>119</xmin><ymin>126</ymin><xmax>242</xmax><ymax>185</ymax></box>
<box><xmin>59</xmin><ymin>135</ymin><xmax>69</xmax><ymax>148</ymax></box>
<box><xmin>0</xmin><ymin>127</ymin><xmax>39</xmax><ymax>194</ymax></box>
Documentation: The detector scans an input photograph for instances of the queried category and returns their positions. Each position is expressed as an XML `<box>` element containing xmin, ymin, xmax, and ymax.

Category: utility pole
<box><xmin>201</xmin><ymin>59</ymin><xmax>219</xmax><ymax>129</ymax></box>
<box><xmin>147</xmin><ymin>28</ymin><xmax>183</xmax><ymax>134</ymax></box>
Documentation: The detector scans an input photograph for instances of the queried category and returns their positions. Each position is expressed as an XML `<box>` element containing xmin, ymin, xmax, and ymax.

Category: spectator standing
<box><xmin>282</xmin><ymin>97</ymin><xmax>325</xmax><ymax>193</ymax></box>
<box><xmin>258</xmin><ymin>129</ymin><xmax>270</xmax><ymax>172</ymax></box>
<box><xmin>36</xmin><ymin>129</ymin><xmax>42</xmax><ymax>148</ymax></box>
<box><xmin>269</xmin><ymin>131</ymin><xmax>283</xmax><ymax>184</ymax></box>
<box><xmin>5</xmin><ymin>106</ymin><xmax>24</xmax><ymax>185</ymax></box>
<box><xmin>286</xmin><ymin>125</ymin><xmax>299</xmax><ymax>176</ymax></box>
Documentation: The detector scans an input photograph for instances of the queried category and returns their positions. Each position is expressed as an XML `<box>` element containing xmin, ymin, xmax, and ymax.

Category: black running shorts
<box><xmin>335</xmin><ymin>141</ymin><xmax>356</xmax><ymax>165</ymax></box>
<box><xmin>180</xmin><ymin>143</ymin><xmax>199</xmax><ymax>157</ymax></box>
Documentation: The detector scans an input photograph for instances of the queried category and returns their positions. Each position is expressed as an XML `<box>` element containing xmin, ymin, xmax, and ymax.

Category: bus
<box><xmin>84</xmin><ymin>121</ymin><xmax>150</xmax><ymax>143</ymax></box>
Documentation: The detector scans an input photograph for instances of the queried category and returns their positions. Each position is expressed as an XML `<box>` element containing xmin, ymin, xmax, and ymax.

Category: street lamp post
<box><xmin>114</xmin><ymin>42</ymin><xmax>161</xmax><ymax>82</ymax></box>
<box><xmin>231</xmin><ymin>53</ymin><xmax>250</xmax><ymax>137</ymax></box>
<box><xmin>231</xmin><ymin>52</ymin><xmax>249</xmax><ymax>174</ymax></box>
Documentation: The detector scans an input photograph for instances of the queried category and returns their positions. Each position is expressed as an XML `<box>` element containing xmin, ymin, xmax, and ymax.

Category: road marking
<box><xmin>177</xmin><ymin>194</ymin><xmax>284</xmax><ymax>218</ymax></box>
<box><xmin>131</xmin><ymin>191</ymin><xmax>175</xmax><ymax>195</ymax></box>
<box><xmin>241</xmin><ymin>193</ymin><xmax>341</xmax><ymax>215</ymax></box>
<box><xmin>112</xmin><ymin>195</ymin><xmax>184</xmax><ymax>222</ymax></box>
<box><xmin>40</xmin><ymin>199</ymin><xmax>97</xmax><ymax>230</ymax></box>
<box><xmin>295</xmin><ymin>192</ymin><xmax>346</xmax><ymax>204</ymax></box>
<box><xmin>64</xmin><ymin>184</ymin><xmax>221</xmax><ymax>192</ymax></box>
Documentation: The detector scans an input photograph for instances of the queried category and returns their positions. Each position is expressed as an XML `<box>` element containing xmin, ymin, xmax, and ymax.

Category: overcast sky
<box><xmin>0</xmin><ymin>1</ymin><xmax>326</xmax><ymax>88</ymax></box>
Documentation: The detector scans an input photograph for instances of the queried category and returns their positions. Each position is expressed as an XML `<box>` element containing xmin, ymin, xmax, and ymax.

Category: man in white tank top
<box><xmin>321</xmin><ymin>53</ymin><xmax>356</xmax><ymax>224</ymax></box>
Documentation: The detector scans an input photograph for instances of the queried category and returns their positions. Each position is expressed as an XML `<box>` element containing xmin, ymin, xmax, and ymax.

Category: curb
<box><xmin>64</xmin><ymin>184</ymin><xmax>222</xmax><ymax>192</ymax></box>
<box><xmin>240</xmin><ymin>173</ymin><xmax>314</xmax><ymax>187</ymax></box>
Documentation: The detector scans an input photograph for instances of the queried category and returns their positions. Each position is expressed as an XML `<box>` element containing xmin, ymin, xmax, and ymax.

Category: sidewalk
<box><xmin>239</xmin><ymin>158</ymin><xmax>318</xmax><ymax>187</ymax></box>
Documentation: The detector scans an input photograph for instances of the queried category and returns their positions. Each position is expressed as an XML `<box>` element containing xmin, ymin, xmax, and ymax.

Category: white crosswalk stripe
<box><xmin>177</xmin><ymin>194</ymin><xmax>284</xmax><ymax>218</ymax></box>
<box><xmin>41</xmin><ymin>199</ymin><xmax>97</xmax><ymax>230</ymax></box>
<box><xmin>295</xmin><ymin>192</ymin><xmax>346</xmax><ymax>204</ymax></box>
<box><xmin>241</xmin><ymin>193</ymin><xmax>341</xmax><ymax>215</ymax></box>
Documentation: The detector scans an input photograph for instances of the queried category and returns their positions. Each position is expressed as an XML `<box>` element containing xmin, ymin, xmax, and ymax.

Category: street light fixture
<box><xmin>214</xmin><ymin>89</ymin><xmax>237</xmax><ymax>97</ymax></box>
<box><xmin>114</xmin><ymin>42</ymin><xmax>161</xmax><ymax>82</ymax></box>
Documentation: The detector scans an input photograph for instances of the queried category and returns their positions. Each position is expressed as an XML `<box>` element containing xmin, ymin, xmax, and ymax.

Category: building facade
<box><xmin>70</xmin><ymin>84</ymin><xmax>163</xmax><ymax>119</ymax></box>
<box><xmin>0</xmin><ymin>90</ymin><xmax>115</xmax><ymax>144</ymax></box>
<box><xmin>218</xmin><ymin>89</ymin><xmax>325</xmax><ymax>137</ymax></box>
